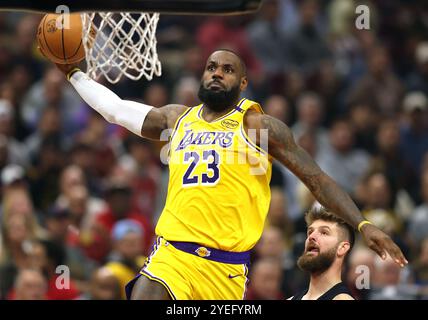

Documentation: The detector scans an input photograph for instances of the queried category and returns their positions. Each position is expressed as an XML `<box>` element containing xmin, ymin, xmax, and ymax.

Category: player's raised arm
<box><xmin>244</xmin><ymin>111</ymin><xmax>408</xmax><ymax>268</ymax></box>
<box><xmin>55</xmin><ymin>63</ymin><xmax>187</xmax><ymax>140</ymax></box>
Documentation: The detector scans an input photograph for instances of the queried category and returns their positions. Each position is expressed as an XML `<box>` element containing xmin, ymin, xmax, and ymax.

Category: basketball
<box><xmin>37</xmin><ymin>13</ymin><xmax>85</xmax><ymax>64</ymax></box>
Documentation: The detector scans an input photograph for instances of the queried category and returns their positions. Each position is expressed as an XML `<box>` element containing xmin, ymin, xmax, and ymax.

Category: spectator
<box><xmin>263</xmin><ymin>95</ymin><xmax>291</xmax><ymax>125</ymax></box>
<box><xmin>55</xmin><ymin>164</ymin><xmax>106</xmax><ymax>230</ymax></box>
<box><xmin>266</xmin><ymin>188</ymin><xmax>292</xmax><ymax>240</ymax></box>
<box><xmin>1</xmin><ymin>163</ymin><xmax>27</xmax><ymax>196</ymax></box>
<box><xmin>256</xmin><ymin>226</ymin><xmax>287</xmax><ymax>261</ymax></box>
<box><xmin>246</xmin><ymin>258</ymin><xmax>284</xmax><ymax>300</ymax></box>
<box><xmin>143</xmin><ymin>83</ymin><xmax>169</xmax><ymax>109</ymax></box>
<box><xmin>179</xmin><ymin>45</ymin><xmax>205</xmax><ymax>80</ymax></box>
<box><xmin>286</xmin><ymin>0</ymin><xmax>331</xmax><ymax>76</ymax></box>
<box><xmin>95</xmin><ymin>174</ymin><xmax>154</xmax><ymax>260</ymax></box>
<box><xmin>0</xmin><ymin>99</ymin><xmax>29</xmax><ymax>167</ymax></box>
<box><xmin>369</xmin><ymin>118</ymin><xmax>417</xmax><ymax>203</ymax></box>
<box><xmin>292</xmin><ymin>92</ymin><xmax>329</xmax><ymax>150</ymax></box>
<box><xmin>21</xmin><ymin>67</ymin><xmax>84</xmax><ymax>135</ymax></box>
<box><xmin>407</xmin><ymin>170</ymin><xmax>428</xmax><ymax>248</ymax></box>
<box><xmin>348</xmin><ymin>102</ymin><xmax>378</xmax><ymax>154</ymax></box>
<box><xmin>119</xmin><ymin>135</ymin><xmax>161</xmax><ymax>219</ymax></box>
<box><xmin>24</xmin><ymin>105</ymin><xmax>65</xmax><ymax>162</ymax></box>
<box><xmin>12</xmin><ymin>268</ymin><xmax>47</xmax><ymax>300</ymax></box>
<box><xmin>82</xmin><ymin>267</ymin><xmax>121</xmax><ymax>300</ymax></box>
<box><xmin>406</xmin><ymin>41</ymin><xmax>428</xmax><ymax>95</ymax></box>
<box><xmin>411</xmin><ymin>237</ymin><xmax>428</xmax><ymax>285</ymax></box>
<box><xmin>172</xmin><ymin>76</ymin><xmax>200</xmax><ymax>107</ymax></box>
<box><xmin>27</xmin><ymin>239</ymin><xmax>81</xmax><ymax>300</ymax></box>
<box><xmin>1</xmin><ymin>63</ymin><xmax>34</xmax><ymax>142</ymax></box>
<box><xmin>317</xmin><ymin>118</ymin><xmax>370</xmax><ymax>195</ymax></box>
<box><xmin>44</xmin><ymin>206</ymin><xmax>96</xmax><ymax>293</ymax></box>
<box><xmin>360</xmin><ymin>173</ymin><xmax>399</xmax><ymax>224</ymax></box>
<box><xmin>368</xmin><ymin>255</ymin><xmax>411</xmax><ymax>300</ymax></box>
<box><xmin>347</xmin><ymin>45</ymin><xmax>404</xmax><ymax>116</ymax></box>
<box><xmin>346</xmin><ymin>246</ymin><xmax>376</xmax><ymax>300</ymax></box>
<box><xmin>399</xmin><ymin>91</ymin><xmax>428</xmax><ymax>181</ymax></box>
<box><xmin>69</xmin><ymin>143</ymin><xmax>102</xmax><ymax>196</ymax></box>
<box><xmin>104</xmin><ymin>219</ymin><xmax>147</xmax><ymax>299</ymax></box>
<box><xmin>27</xmin><ymin>135</ymin><xmax>66</xmax><ymax>212</ymax></box>
<box><xmin>0</xmin><ymin>187</ymin><xmax>45</xmax><ymax>298</ymax></box>
<box><xmin>247</xmin><ymin>0</ymin><xmax>289</xmax><ymax>77</ymax></box>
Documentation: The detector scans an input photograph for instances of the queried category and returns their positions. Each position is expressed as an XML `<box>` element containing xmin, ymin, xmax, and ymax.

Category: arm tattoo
<box><xmin>141</xmin><ymin>104</ymin><xmax>187</xmax><ymax>140</ymax></box>
<box><xmin>260</xmin><ymin>114</ymin><xmax>364</xmax><ymax>229</ymax></box>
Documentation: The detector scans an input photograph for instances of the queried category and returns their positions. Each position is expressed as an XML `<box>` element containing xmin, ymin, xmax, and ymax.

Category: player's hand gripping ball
<box><xmin>37</xmin><ymin>13</ymin><xmax>92</xmax><ymax>64</ymax></box>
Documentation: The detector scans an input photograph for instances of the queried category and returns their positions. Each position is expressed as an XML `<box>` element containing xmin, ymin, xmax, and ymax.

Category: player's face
<box><xmin>297</xmin><ymin>220</ymin><xmax>341</xmax><ymax>273</ymax></box>
<box><xmin>198</xmin><ymin>51</ymin><xmax>247</xmax><ymax>111</ymax></box>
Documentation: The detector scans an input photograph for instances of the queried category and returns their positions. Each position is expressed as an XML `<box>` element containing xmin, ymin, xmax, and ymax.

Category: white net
<box><xmin>81</xmin><ymin>12</ymin><xmax>161</xmax><ymax>84</ymax></box>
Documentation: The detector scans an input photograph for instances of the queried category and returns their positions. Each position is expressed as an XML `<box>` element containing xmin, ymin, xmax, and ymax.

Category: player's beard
<box><xmin>297</xmin><ymin>245</ymin><xmax>337</xmax><ymax>274</ymax></box>
<box><xmin>198</xmin><ymin>83</ymin><xmax>241</xmax><ymax>112</ymax></box>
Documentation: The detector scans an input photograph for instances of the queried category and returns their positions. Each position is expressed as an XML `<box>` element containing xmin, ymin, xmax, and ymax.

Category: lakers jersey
<box><xmin>155</xmin><ymin>98</ymin><xmax>272</xmax><ymax>252</ymax></box>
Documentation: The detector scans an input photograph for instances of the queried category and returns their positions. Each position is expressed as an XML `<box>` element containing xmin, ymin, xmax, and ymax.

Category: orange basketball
<box><xmin>37</xmin><ymin>13</ymin><xmax>86</xmax><ymax>64</ymax></box>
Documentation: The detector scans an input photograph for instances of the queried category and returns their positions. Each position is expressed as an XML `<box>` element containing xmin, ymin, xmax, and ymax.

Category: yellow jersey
<box><xmin>155</xmin><ymin>98</ymin><xmax>272</xmax><ymax>252</ymax></box>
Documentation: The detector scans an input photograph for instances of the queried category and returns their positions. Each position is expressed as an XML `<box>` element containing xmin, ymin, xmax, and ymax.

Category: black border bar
<box><xmin>0</xmin><ymin>0</ymin><xmax>262</xmax><ymax>15</ymax></box>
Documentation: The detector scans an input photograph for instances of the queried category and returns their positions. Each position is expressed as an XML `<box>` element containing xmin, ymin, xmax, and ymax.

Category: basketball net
<box><xmin>81</xmin><ymin>12</ymin><xmax>161</xmax><ymax>84</ymax></box>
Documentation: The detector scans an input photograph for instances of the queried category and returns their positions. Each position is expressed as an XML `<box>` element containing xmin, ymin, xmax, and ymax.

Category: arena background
<box><xmin>0</xmin><ymin>0</ymin><xmax>428</xmax><ymax>300</ymax></box>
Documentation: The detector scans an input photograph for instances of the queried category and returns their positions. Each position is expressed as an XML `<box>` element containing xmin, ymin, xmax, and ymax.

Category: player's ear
<box><xmin>337</xmin><ymin>241</ymin><xmax>350</xmax><ymax>257</ymax></box>
<box><xmin>240</xmin><ymin>76</ymin><xmax>248</xmax><ymax>91</ymax></box>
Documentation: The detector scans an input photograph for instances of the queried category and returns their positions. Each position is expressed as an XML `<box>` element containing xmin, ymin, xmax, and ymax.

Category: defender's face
<box><xmin>201</xmin><ymin>51</ymin><xmax>246</xmax><ymax>93</ymax></box>
<box><xmin>303</xmin><ymin>220</ymin><xmax>340</xmax><ymax>258</ymax></box>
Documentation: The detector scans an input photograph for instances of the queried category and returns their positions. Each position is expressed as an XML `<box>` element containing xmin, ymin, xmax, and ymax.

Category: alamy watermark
<box><xmin>355</xmin><ymin>264</ymin><xmax>371</xmax><ymax>289</ymax></box>
<box><xmin>55</xmin><ymin>5</ymin><xmax>70</xmax><ymax>30</ymax></box>
<box><xmin>55</xmin><ymin>265</ymin><xmax>70</xmax><ymax>290</ymax></box>
<box><xmin>355</xmin><ymin>5</ymin><xmax>370</xmax><ymax>30</ymax></box>
<box><xmin>158</xmin><ymin>128</ymin><xmax>270</xmax><ymax>176</ymax></box>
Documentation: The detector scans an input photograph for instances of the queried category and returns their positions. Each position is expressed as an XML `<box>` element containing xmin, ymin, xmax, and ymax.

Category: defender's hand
<box><xmin>360</xmin><ymin>223</ymin><xmax>408</xmax><ymax>267</ymax></box>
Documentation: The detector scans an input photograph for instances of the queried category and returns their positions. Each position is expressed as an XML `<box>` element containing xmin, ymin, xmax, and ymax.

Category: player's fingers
<box><xmin>385</xmin><ymin>241</ymin><xmax>408</xmax><ymax>267</ymax></box>
<box><xmin>368</xmin><ymin>240</ymin><xmax>386</xmax><ymax>260</ymax></box>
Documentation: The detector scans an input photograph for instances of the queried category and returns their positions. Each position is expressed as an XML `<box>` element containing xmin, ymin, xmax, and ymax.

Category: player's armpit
<box><xmin>141</xmin><ymin>104</ymin><xmax>188</xmax><ymax>140</ymax></box>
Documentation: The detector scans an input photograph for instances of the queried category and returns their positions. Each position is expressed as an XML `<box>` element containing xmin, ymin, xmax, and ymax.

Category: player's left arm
<box><xmin>244</xmin><ymin>111</ymin><xmax>408</xmax><ymax>267</ymax></box>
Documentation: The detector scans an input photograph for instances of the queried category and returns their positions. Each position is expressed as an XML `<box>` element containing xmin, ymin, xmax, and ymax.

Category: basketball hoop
<box><xmin>81</xmin><ymin>12</ymin><xmax>161</xmax><ymax>84</ymax></box>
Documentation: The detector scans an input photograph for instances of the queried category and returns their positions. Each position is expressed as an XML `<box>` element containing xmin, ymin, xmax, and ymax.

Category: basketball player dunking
<box><xmin>55</xmin><ymin>50</ymin><xmax>407</xmax><ymax>300</ymax></box>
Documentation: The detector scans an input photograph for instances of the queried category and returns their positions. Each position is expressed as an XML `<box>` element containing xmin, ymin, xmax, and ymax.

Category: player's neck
<box><xmin>202</xmin><ymin>104</ymin><xmax>236</xmax><ymax>122</ymax></box>
<box><xmin>304</xmin><ymin>265</ymin><xmax>342</xmax><ymax>300</ymax></box>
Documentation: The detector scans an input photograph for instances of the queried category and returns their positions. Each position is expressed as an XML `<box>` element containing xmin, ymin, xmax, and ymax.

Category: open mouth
<box><xmin>306</xmin><ymin>243</ymin><xmax>320</xmax><ymax>254</ymax></box>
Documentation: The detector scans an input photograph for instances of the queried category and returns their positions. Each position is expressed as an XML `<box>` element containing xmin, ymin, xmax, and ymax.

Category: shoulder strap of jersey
<box><xmin>317</xmin><ymin>282</ymin><xmax>353</xmax><ymax>300</ymax></box>
<box><xmin>237</xmin><ymin>98</ymin><xmax>271</xmax><ymax>157</ymax></box>
<box><xmin>237</xmin><ymin>98</ymin><xmax>264</xmax><ymax>115</ymax></box>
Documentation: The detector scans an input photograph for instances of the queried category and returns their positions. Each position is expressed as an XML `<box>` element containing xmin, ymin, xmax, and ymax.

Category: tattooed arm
<box><xmin>244</xmin><ymin>111</ymin><xmax>408</xmax><ymax>267</ymax></box>
<box><xmin>141</xmin><ymin>104</ymin><xmax>188</xmax><ymax>140</ymax></box>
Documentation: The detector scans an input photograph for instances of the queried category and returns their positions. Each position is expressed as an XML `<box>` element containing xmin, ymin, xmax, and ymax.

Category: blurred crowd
<box><xmin>1</xmin><ymin>0</ymin><xmax>428</xmax><ymax>300</ymax></box>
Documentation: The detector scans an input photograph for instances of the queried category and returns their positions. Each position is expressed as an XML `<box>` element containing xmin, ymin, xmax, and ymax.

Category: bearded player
<box><xmin>290</xmin><ymin>206</ymin><xmax>355</xmax><ymax>300</ymax></box>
